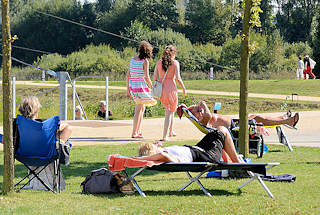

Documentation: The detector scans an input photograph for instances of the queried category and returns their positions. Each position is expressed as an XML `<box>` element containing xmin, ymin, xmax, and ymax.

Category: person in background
<box><xmin>126</xmin><ymin>41</ymin><xmax>157</xmax><ymax>138</ymax></box>
<box><xmin>297</xmin><ymin>56</ymin><xmax>304</xmax><ymax>80</ymax></box>
<box><xmin>75</xmin><ymin>105</ymin><xmax>84</xmax><ymax>120</ymax></box>
<box><xmin>304</xmin><ymin>55</ymin><xmax>316</xmax><ymax>80</ymax></box>
<box><xmin>153</xmin><ymin>45</ymin><xmax>187</xmax><ymax>141</ymax></box>
<box><xmin>98</xmin><ymin>101</ymin><xmax>113</xmax><ymax>119</ymax></box>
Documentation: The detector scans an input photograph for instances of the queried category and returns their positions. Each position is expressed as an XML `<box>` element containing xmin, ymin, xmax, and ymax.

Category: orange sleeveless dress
<box><xmin>156</xmin><ymin>60</ymin><xmax>178</xmax><ymax>112</ymax></box>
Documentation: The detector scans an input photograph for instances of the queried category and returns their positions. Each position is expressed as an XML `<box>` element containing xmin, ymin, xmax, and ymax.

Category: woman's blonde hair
<box><xmin>138</xmin><ymin>142</ymin><xmax>157</xmax><ymax>157</ymax></box>
<box><xmin>18</xmin><ymin>96</ymin><xmax>41</xmax><ymax>119</ymax></box>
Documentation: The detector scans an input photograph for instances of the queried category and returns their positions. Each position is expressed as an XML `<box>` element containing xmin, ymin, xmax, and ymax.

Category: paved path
<box><xmin>2</xmin><ymin>111</ymin><xmax>319</xmax><ymax>150</ymax></box>
<box><xmin>1</xmin><ymin>82</ymin><xmax>319</xmax><ymax>150</ymax></box>
<box><xmin>14</xmin><ymin>81</ymin><xmax>320</xmax><ymax>102</ymax></box>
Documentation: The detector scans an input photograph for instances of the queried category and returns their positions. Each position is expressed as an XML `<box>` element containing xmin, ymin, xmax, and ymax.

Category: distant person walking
<box><xmin>126</xmin><ymin>41</ymin><xmax>157</xmax><ymax>138</ymax></box>
<box><xmin>297</xmin><ymin>56</ymin><xmax>304</xmax><ymax>80</ymax></box>
<box><xmin>153</xmin><ymin>45</ymin><xmax>187</xmax><ymax>141</ymax></box>
<box><xmin>304</xmin><ymin>55</ymin><xmax>316</xmax><ymax>79</ymax></box>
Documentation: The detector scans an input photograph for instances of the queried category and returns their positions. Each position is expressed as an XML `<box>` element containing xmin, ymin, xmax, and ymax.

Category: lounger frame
<box><xmin>121</xmin><ymin>162</ymin><xmax>280</xmax><ymax>199</ymax></box>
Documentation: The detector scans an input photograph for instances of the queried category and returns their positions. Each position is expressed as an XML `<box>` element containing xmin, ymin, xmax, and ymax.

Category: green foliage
<box><xmin>36</xmin><ymin>44</ymin><xmax>133</xmax><ymax>80</ymax></box>
<box><xmin>133</xmin><ymin>0</ymin><xmax>179</xmax><ymax>30</ymax></box>
<box><xmin>11</xmin><ymin>0</ymin><xmax>95</xmax><ymax>63</ymax></box>
<box><xmin>185</xmin><ymin>0</ymin><xmax>231</xmax><ymax>45</ymax></box>
<box><xmin>311</xmin><ymin>6</ymin><xmax>320</xmax><ymax>77</ymax></box>
<box><xmin>275</xmin><ymin>0</ymin><xmax>319</xmax><ymax>43</ymax></box>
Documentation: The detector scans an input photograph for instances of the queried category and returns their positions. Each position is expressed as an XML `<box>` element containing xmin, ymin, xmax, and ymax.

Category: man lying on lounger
<box><xmin>135</xmin><ymin>126</ymin><xmax>243</xmax><ymax>163</ymax></box>
<box><xmin>178</xmin><ymin>101</ymin><xmax>299</xmax><ymax>128</ymax></box>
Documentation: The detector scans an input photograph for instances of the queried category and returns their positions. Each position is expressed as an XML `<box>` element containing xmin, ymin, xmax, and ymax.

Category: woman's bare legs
<box><xmin>132</xmin><ymin>104</ymin><xmax>145</xmax><ymax>137</ymax></box>
<box><xmin>137</xmin><ymin>105</ymin><xmax>145</xmax><ymax>135</ymax></box>
<box><xmin>250</xmin><ymin>113</ymin><xmax>299</xmax><ymax>127</ymax></box>
<box><xmin>217</xmin><ymin>126</ymin><xmax>242</xmax><ymax>163</ymax></box>
<box><xmin>163</xmin><ymin>109</ymin><xmax>174</xmax><ymax>141</ymax></box>
<box><xmin>168</xmin><ymin>112</ymin><xmax>176</xmax><ymax>137</ymax></box>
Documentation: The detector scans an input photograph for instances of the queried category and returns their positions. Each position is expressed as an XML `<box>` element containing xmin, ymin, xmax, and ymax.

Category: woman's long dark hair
<box><xmin>162</xmin><ymin>45</ymin><xmax>177</xmax><ymax>71</ymax></box>
<box><xmin>138</xmin><ymin>41</ymin><xmax>153</xmax><ymax>60</ymax></box>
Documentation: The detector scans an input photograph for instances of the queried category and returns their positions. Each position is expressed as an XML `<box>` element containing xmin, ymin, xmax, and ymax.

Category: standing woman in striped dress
<box><xmin>126</xmin><ymin>41</ymin><xmax>157</xmax><ymax>138</ymax></box>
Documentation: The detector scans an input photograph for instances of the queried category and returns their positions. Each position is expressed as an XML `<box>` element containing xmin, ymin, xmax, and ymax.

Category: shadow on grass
<box><xmin>268</xmin><ymin>149</ymin><xmax>283</xmax><ymax>153</ymax></box>
<box><xmin>73</xmin><ymin>188</ymin><xmax>240</xmax><ymax>199</ymax></box>
<box><xmin>142</xmin><ymin>189</ymin><xmax>240</xmax><ymax>197</ymax></box>
<box><xmin>0</xmin><ymin>161</ymin><xmax>163</xmax><ymax>183</ymax></box>
<box><xmin>306</xmin><ymin>162</ymin><xmax>320</xmax><ymax>165</ymax></box>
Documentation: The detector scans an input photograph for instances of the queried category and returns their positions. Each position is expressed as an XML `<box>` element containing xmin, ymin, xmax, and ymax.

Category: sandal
<box><xmin>168</xmin><ymin>131</ymin><xmax>177</xmax><ymax>137</ymax></box>
<box><xmin>131</xmin><ymin>134</ymin><xmax>143</xmax><ymax>138</ymax></box>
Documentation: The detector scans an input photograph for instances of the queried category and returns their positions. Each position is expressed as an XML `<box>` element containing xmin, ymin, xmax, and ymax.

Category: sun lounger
<box><xmin>108</xmin><ymin>155</ymin><xmax>279</xmax><ymax>199</ymax></box>
<box><xmin>180</xmin><ymin>106</ymin><xmax>294</xmax><ymax>153</ymax></box>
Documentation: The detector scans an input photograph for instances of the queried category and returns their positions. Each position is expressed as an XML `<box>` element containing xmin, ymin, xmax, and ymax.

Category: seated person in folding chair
<box><xmin>136</xmin><ymin>126</ymin><xmax>243</xmax><ymax>164</ymax></box>
<box><xmin>18</xmin><ymin>96</ymin><xmax>72</xmax><ymax>190</ymax></box>
<box><xmin>181</xmin><ymin>101</ymin><xmax>299</xmax><ymax>128</ymax></box>
<box><xmin>18</xmin><ymin>96</ymin><xmax>72</xmax><ymax>143</ymax></box>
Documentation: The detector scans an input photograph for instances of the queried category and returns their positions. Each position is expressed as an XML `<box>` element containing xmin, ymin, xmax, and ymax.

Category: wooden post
<box><xmin>2</xmin><ymin>0</ymin><xmax>14</xmax><ymax>194</ymax></box>
<box><xmin>239</xmin><ymin>0</ymin><xmax>253</xmax><ymax>157</ymax></box>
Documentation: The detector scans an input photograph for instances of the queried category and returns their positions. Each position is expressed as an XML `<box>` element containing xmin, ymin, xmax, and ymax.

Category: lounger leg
<box><xmin>238</xmin><ymin>173</ymin><xmax>274</xmax><ymax>199</ymax></box>
<box><xmin>178</xmin><ymin>171</ymin><xmax>212</xmax><ymax>197</ymax></box>
<box><xmin>277</xmin><ymin>126</ymin><xmax>293</xmax><ymax>151</ymax></box>
<box><xmin>123</xmin><ymin>168</ymin><xmax>146</xmax><ymax>197</ymax></box>
<box><xmin>256</xmin><ymin>175</ymin><xmax>274</xmax><ymax>199</ymax></box>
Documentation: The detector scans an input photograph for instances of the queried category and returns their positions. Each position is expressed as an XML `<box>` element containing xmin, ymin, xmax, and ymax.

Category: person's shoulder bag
<box><xmin>152</xmin><ymin>69</ymin><xmax>168</xmax><ymax>99</ymax></box>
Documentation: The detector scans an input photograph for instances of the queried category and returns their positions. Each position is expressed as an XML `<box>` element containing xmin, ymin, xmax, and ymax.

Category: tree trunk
<box><xmin>239</xmin><ymin>0</ymin><xmax>252</xmax><ymax>157</ymax></box>
<box><xmin>2</xmin><ymin>0</ymin><xmax>14</xmax><ymax>194</ymax></box>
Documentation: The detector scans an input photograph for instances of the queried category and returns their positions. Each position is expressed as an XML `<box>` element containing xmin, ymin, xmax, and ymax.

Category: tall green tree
<box><xmin>11</xmin><ymin>0</ymin><xmax>95</xmax><ymax>63</ymax></box>
<box><xmin>133</xmin><ymin>0</ymin><xmax>179</xmax><ymax>30</ymax></box>
<box><xmin>311</xmin><ymin>6</ymin><xmax>320</xmax><ymax>77</ymax></box>
<box><xmin>185</xmin><ymin>0</ymin><xmax>231</xmax><ymax>45</ymax></box>
<box><xmin>259</xmin><ymin>0</ymin><xmax>275</xmax><ymax>34</ymax></box>
<box><xmin>275</xmin><ymin>0</ymin><xmax>319</xmax><ymax>42</ymax></box>
<box><xmin>239</xmin><ymin>0</ymin><xmax>262</xmax><ymax>157</ymax></box>
<box><xmin>2</xmin><ymin>0</ymin><xmax>14</xmax><ymax>194</ymax></box>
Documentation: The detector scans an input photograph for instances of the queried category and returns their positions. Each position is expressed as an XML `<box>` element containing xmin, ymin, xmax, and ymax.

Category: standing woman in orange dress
<box><xmin>126</xmin><ymin>41</ymin><xmax>157</xmax><ymax>138</ymax></box>
<box><xmin>153</xmin><ymin>45</ymin><xmax>187</xmax><ymax>141</ymax></box>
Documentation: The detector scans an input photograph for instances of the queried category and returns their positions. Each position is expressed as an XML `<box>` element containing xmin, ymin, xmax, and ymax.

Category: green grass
<box><xmin>39</xmin><ymin>79</ymin><xmax>320</xmax><ymax>97</ymax></box>
<box><xmin>0</xmin><ymin>143</ymin><xmax>319</xmax><ymax>214</ymax></box>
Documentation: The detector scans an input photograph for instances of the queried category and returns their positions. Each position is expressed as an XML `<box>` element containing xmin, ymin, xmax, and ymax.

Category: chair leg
<box><xmin>178</xmin><ymin>170</ymin><xmax>212</xmax><ymax>197</ymax></box>
<box><xmin>238</xmin><ymin>172</ymin><xmax>275</xmax><ymax>199</ymax></box>
<box><xmin>123</xmin><ymin>168</ymin><xmax>146</xmax><ymax>197</ymax></box>
<box><xmin>276</xmin><ymin>126</ymin><xmax>293</xmax><ymax>151</ymax></box>
<box><xmin>16</xmin><ymin>165</ymin><xmax>55</xmax><ymax>192</ymax></box>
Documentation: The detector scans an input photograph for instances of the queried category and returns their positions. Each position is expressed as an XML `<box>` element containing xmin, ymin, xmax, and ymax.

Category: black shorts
<box><xmin>185</xmin><ymin>129</ymin><xmax>225</xmax><ymax>164</ymax></box>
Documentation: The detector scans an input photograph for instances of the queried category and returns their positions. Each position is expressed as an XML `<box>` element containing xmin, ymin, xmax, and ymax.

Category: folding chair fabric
<box><xmin>14</xmin><ymin>115</ymin><xmax>62</xmax><ymax>192</ymax></box>
<box><xmin>15</xmin><ymin>115</ymin><xmax>60</xmax><ymax>161</ymax></box>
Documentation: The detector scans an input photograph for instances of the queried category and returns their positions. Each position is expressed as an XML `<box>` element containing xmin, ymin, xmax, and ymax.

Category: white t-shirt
<box><xmin>298</xmin><ymin>60</ymin><xmax>304</xmax><ymax>69</ymax></box>
<box><xmin>163</xmin><ymin>145</ymin><xmax>193</xmax><ymax>163</ymax></box>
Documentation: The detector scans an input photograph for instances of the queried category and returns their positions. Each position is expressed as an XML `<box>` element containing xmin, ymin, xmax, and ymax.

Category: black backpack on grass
<box><xmin>81</xmin><ymin>168</ymin><xmax>135</xmax><ymax>194</ymax></box>
<box><xmin>81</xmin><ymin>168</ymin><xmax>119</xmax><ymax>194</ymax></box>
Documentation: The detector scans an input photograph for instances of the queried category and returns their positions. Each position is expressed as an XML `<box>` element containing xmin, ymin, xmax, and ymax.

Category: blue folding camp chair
<box><xmin>14</xmin><ymin>115</ymin><xmax>62</xmax><ymax>193</ymax></box>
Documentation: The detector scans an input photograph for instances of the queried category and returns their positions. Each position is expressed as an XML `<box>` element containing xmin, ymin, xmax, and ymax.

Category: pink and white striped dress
<box><xmin>128</xmin><ymin>57</ymin><xmax>157</xmax><ymax>106</ymax></box>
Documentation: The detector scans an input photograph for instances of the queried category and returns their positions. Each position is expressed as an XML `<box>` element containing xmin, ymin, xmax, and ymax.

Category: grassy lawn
<box><xmin>0</xmin><ymin>143</ymin><xmax>319</xmax><ymax>214</ymax></box>
<box><xmin>39</xmin><ymin>79</ymin><xmax>320</xmax><ymax>97</ymax></box>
